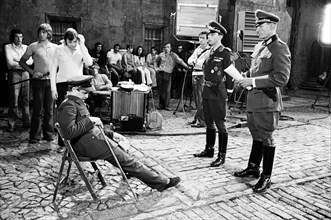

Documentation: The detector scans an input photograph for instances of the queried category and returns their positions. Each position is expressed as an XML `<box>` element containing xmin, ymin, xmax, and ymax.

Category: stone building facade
<box><xmin>0</xmin><ymin>0</ymin><xmax>329</xmax><ymax>106</ymax></box>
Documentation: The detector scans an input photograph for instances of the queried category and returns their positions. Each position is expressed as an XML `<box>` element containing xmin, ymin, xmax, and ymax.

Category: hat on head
<box><xmin>255</xmin><ymin>9</ymin><xmax>280</xmax><ymax>25</ymax></box>
<box><xmin>208</xmin><ymin>21</ymin><xmax>227</xmax><ymax>35</ymax></box>
<box><xmin>67</xmin><ymin>75</ymin><xmax>95</xmax><ymax>92</ymax></box>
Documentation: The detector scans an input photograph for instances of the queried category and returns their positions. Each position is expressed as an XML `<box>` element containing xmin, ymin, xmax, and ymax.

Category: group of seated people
<box><xmin>89</xmin><ymin>42</ymin><xmax>158</xmax><ymax>89</ymax></box>
<box><xmin>87</xmin><ymin>42</ymin><xmax>193</xmax><ymax>114</ymax></box>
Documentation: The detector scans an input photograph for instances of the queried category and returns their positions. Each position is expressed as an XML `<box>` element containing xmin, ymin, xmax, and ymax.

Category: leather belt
<box><xmin>204</xmin><ymin>80</ymin><xmax>218</xmax><ymax>87</ymax></box>
<box><xmin>159</xmin><ymin>70</ymin><xmax>171</xmax><ymax>74</ymax></box>
<box><xmin>193</xmin><ymin>69</ymin><xmax>203</xmax><ymax>72</ymax></box>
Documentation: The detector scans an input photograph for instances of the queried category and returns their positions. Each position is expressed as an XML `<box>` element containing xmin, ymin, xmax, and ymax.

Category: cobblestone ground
<box><xmin>0</xmin><ymin>90</ymin><xmax>330</xmax><ymax>220</ymax></box>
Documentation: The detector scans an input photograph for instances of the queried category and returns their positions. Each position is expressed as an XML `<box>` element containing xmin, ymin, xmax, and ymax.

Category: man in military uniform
<box><xmin>193</xmin><ymin>21</ymin><xmax>243</xmax><ymax>167</ymax></box>
<box><xmin>235</xmin><ymin>10</ymin><xmax>291</xmax><ymax>193</ymax></box>
<box><xmin>57</xmin><ymin>75</ymin><xmax>180</xmax><ymax>192</ymax></box>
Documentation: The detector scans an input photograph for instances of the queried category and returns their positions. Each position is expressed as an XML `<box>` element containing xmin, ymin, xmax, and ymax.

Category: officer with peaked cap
<box><xmin>57</xmin><ymin>75</ymin><xmax>181</xmax><ymax>192</ymax></box>
<box><xmin>193</xmin><ymin>20</ymin><xmax>243</xmax><ymax>167</ymax></box>
<box><xmin>67</xmin><ymin>75</ymin><xmax>95</xmax><ymax>92</ymax></box>
<box><xmin>255</xmin><ymin>9</ymin><xmax>280</xmax><ymax>24</ymax></box>
<box><xmin>235</xmin><ymin>10</ymin><xmax>291</xmax><ymax>193</ymax></box>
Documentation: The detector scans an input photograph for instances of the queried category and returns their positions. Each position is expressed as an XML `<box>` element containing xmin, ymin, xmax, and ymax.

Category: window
<box><xmin>176</xmin><ymin>0</ymin><xmax>219</xmax><ymax>37</ymax></box>
<box><xmin>46</xmin><ymin>15</ymin><xmax>80</xmax><ymax>44</ymax></box>
<box><xmin>144</xmin><ymin>28</ymin><xmax>163</xmax><ymax>53</ymax></box>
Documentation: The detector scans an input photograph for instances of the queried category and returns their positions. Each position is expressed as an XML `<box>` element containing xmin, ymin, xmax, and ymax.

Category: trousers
<box><xmin>30</xmin><ymin>80</ymin><xmax>54</xmax><ymax>140</ymax></box>
<box><xmin>7</xmin><ymin>69</ymin><xmax>30</xmax><ymax>128</ymax></box>
<box><xmin>74</xmin><ymin>133</ymin><xmax>168</xmax><ymax>191</ymax></box>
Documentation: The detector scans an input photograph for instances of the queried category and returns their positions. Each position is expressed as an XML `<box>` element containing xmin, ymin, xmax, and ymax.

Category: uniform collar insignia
<box><xmin>264</xmin><ymin>35</ymin><xmax>277</xmax><ymax>46</ymax></box>
<box><xmin>67</xmin><ymin>95</ymin><xmax>84</xmax><ymax>104</ymax></box>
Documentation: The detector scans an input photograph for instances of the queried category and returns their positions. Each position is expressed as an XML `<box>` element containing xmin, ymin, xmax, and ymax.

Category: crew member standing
<box><xmin>155</xmin><ymin>43</ymin><xmax>188</xmax><ymax>111</ymax></box>
<box><xmin>193</xmin><ymin>21</ymin><xmax>243</xmax><ymax>167</ymax></box>
<box><xmin>5</xmin><ymin>28</ymin><xmax>33</xmax><ymax>131</ymax></box>
<box><xmin>235</xmin><ymin>10</ymin><xmax>291</xmax><ymax>193</ymax></box>
<box><xmin>187</xmin><ymin>31</ymin><xmax>210</xmax><ymax>128</ymax></box>
<box><xmin>20</xmin><ymin>23</ymin><xmax>58</xmax><ymax>144</ymax></box>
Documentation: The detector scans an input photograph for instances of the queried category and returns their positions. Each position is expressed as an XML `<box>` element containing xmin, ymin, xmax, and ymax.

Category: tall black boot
<box><xmin>234</xmin><ymin>140</ymin><xmax>264</xmax><ymax>178</ymax></box>
<box><xmin>210</xmin><ymin>132</ymin><xmax>228</xmax><ymax>167</ymax></box>
<box><xmin>253</xmin><ymin>146</ymin><xmax>275</xmax><ymax>193</ymax></box>
<box><xmin>193</xmin><ymin>129</ymin><xmax>215</xmax><ymax>158</ymax></box>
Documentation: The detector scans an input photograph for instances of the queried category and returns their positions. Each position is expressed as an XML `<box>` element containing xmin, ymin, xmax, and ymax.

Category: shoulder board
<box><xmin>224</xmin><ymin>47</ymin><xmax>232</xmax><ymax>52</ymax></box>
<box><xmin>278</xmin><ymin>39</ymin><xmax>287</xmax><ymax>45</ymax></box>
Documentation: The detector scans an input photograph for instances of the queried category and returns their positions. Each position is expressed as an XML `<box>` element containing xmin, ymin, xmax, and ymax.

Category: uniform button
<box><xmin>211</xmin><ymin>70</ymin><xmax>214</xmax><ymax>73</ymax></box>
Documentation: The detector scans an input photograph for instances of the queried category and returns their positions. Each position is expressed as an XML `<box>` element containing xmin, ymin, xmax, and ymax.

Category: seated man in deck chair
<box><xmin>57</xmin><ymin>75</ymin><xmax>180</xmax><ymax>192</ymax></box>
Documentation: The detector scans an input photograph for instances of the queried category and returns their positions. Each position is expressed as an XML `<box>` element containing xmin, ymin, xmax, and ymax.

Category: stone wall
<box><xmin>0</xmin><ymin>0</ymin><xmax>328</xmax><ymax>106</ymax></box>
<box><xmin>0</xmin><ymin>0</ymin><xmax>175</xmax><ymax>51</ymax></box>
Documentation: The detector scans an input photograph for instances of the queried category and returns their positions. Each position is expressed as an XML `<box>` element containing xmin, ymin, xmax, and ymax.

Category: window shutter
<box><xmin>237</xmin><ymin>11</ymin><xmax>260</xmax><ymax>52</ymax></box>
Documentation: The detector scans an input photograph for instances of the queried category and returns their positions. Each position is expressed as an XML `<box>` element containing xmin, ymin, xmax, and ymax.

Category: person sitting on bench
<box><xmin>57</xmin><ymin>75</ymin><xmax>180</xmax><ymax>192</ymax></box>
<box><xmin>85</xmin><ymin>63</ymin><xmax>112</xmax><ymax>116</ymax></box>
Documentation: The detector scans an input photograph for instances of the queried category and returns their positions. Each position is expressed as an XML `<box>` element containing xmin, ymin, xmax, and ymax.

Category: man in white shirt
<box><xmin>49</xmin><ymin>28</ymin><xmax>93</xmax><ymax>148</ymax></box>
<box><xmin>106</xmin><ymin>43</ymin><xmax>123</xmax><ymax>86</ymax></box>
<box><xmin>50</xmin><ymin>28</ymin><xmax>93</xmax><ymax>105</ymax></box>
<box><xmin>5</xmin><ymin>28</ymin><xmax>33</xmax><ymax>131</ymax></box>
<box><xmin>187</xmin><ymin>31</ymin><xmax>210</xmax><ymax>128</ymax></box>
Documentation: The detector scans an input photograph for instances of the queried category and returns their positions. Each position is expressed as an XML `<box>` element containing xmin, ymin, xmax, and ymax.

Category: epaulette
<box><xmin>278</xmin><ymin>39</ymin><xmax>287</xmax><ymax>46</ymax></box>
<box><xmin>224</xmin><ymin>47</ymin><xmax>232</xmax><ymax>52</ymax></box>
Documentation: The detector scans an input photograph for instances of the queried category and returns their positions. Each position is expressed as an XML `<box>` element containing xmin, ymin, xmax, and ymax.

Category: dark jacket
<box><xmin>58</xmin><ymin>95</ymin><xmax>113</xmax><ymax>159</ymax></box>
<box><xmin>202</xmin><ymin>45</ymin><xmax>233</xmax><ymax>101</ymax></box>
<box><xmin>246</xmin><ymin>35</ymin><xmax>291</xmax><ymax>112</ymax></box>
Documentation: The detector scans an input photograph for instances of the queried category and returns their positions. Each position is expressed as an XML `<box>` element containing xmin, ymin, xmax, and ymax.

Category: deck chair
<box><xmin>52</xmin><ymin>123</ymin><xmax>106</xmax><ymax>202</ymax></box>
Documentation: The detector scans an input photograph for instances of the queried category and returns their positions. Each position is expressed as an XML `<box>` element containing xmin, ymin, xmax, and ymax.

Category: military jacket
<box><xmin>246</xmin><ymin>35</ymin><xmax>291</xmax><ymax>112</ymax></box>
<box><xmin>58</xmin><ymin>95</ymin><xmax>118</xmax><ymax>159</ymax></box>
<box><xmin>58</xmin><ymin>95</ymin><xmax>94</xmax><ymax>141</ymax></box>
<box><xmin>202</xmin><ymin>45</ymin><xmax>232</xmax><ymax>101</ymax></box>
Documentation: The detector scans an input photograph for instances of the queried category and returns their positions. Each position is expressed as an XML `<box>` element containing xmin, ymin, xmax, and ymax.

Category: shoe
<box><xmin>187</xmin><ymin>120</ymin><xmax>197</xmax><ymax>125</ymax></box>
<box><xmin>252</xmin><ymin>175</ymin><xmax>271</xmax><ymax>193</ymax></box>
<box><xmin>160</xmin><ymin>177</ymin><xmax>181</xmax><ymax>192</ymax></box>
<box><xmin>164</xmin><ymin>107</ymin><xmax>172</xmax><ymax>111</ymax></box>
<box><xmin>29</xmin><ymin>138</ymin><xmax>40</xmax><ymax>144</ymax></box>
<box><xmin>210</xmin><ymin>153</ymin><xmax>226</xmax><ymax>167</ymax></box>
<box><xmin>193</xmin><ymin>148</ymin><xmax>214</xmax><ymax>158</ymax></box>
<box><xmin>191</xmin><ymin>123</ymin><xmax>205</xmax><ymax>128</ymax></box>
<box><xmin>234</xmin><ymin>165</ymin><xmax>260</xmax><ymax>178</ymax></box>
<box><xmin>56</xmin><ymin>146</ymin><xmax>66</xmax><ymax>153</ymax></box>
<box><xmin>157</xmin><ymin>106</ymin><xmax>164</xmax><ymax>110</ymax></box>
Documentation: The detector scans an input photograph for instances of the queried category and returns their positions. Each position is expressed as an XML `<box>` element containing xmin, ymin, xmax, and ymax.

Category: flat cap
<box><xmin>208</xmin><ymin>21</ymin><xmax>227</xmax><ymax>35</ymax></box>
<box><xmin>67</xmin><ymin>75</ymin><xmax>95</xmax><ymax>92</ymax></box>
<box><xmin>255</xmin><ymin>9</ymin><xmax>280</xmax><ymax>24</ymax></box>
